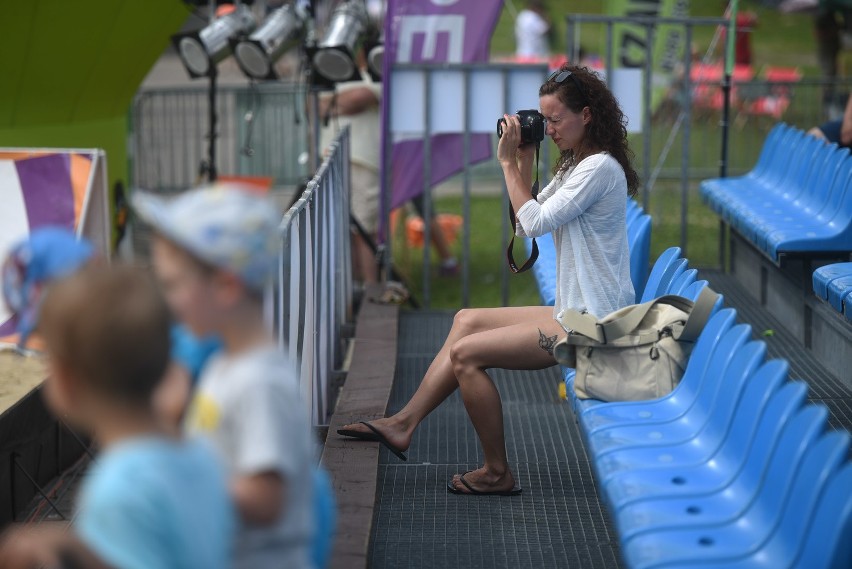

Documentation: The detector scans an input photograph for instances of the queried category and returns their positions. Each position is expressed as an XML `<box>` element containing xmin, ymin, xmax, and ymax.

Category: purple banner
<box><xmin>381</xmin><ymin>0</ymin><xmax>503</xmax><ymax>216</ymax></box>
<box><xmin>16</xmin><ymin>154</ymin><xmax>75</xmax><ymax>231</ymax></box>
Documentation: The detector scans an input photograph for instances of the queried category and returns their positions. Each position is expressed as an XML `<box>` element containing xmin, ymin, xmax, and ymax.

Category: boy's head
<box><xmin>132</xmin><ymin>185</ymin><xmax>280</xmax><ymax>337</ymax></box>
<box><xmin>1</xmin><ymin>227</ymin><xmax>95</xmax><ymax>348</ymax></box>
<box><xmin>38</xmin><ymin>264</ymin><xmax>170</xmax><ymax>421</ymax></box>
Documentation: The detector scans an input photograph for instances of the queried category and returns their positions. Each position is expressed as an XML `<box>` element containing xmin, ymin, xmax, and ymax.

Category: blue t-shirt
<box><xmin>75</xmin><ymin>437</ymin><xmax>235</xmax><ymax>569</ymax></box>
<box><xmin>170</xmin><ymin>324</ymin><xmax>222</xmax><ymax>385</ymax></box>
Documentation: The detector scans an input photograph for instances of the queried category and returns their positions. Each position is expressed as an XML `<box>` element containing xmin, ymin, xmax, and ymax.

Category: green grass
<box><xmin>391</xmin><ymin>195</ymin><xmax>541</xmax><ymax>310</ymax></box>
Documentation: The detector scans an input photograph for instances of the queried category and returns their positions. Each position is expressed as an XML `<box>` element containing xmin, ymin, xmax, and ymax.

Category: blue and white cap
<box><xmin>132</xmin><ymin>185</ymin><xmax>281</xmax><ymax>292</ymax></box>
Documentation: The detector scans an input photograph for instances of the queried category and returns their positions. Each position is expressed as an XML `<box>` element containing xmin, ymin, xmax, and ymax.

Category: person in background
<box><xmin>809</xmin><ymin>91</ymin><xmax>852</xmax><ymax>147</ymax></box>
<box><xmin>320</xmin><ymin>58</ymin><xmax>382</xmax><ymax>285</ymax></box>
<box><xmin>515</xmin><ymin>0</ymin><xmax>551</xmax><ymax>60</ymax></box>
<box><xmin>134</xmin><ymin>185</ymin><xmax>317</xmax><ymax>568</ymax></box>
<box><xmin>0</xmin><ymin>264</ymin><xmax>235</xmax><ymax>569</ymax></box>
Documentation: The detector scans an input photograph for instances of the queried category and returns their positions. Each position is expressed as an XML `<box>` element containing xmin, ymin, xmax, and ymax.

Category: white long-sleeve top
<box><xmin>516</xmin><ymin>152</ymin><xmax>635</xmax><ymax>319</ymax></box>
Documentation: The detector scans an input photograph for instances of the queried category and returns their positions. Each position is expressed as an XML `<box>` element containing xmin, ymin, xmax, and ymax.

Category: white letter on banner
<box><xmin>397</xmin><ymin>15</ymin><xmax>465</xmax><ymax>63</ymax></box>
<box><xmin>430</xmin><ymin>0</ymin><xmax>460</xmax><ymax>5</ymax></box>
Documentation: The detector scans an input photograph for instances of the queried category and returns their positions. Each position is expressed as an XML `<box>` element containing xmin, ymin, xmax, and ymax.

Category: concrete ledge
<box><xmin>729</xmin><ymin>230</ymin><xmax>852</xmax><ymax>389</ymax></box>
<box><xmin>320</xmin><ymin>284</ymin><xmax>399</xmax><ymax>569</ymax></box>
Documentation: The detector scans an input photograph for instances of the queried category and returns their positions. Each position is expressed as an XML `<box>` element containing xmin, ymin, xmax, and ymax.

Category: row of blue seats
<box><xmin>813</xmin><ymin>262</ymin><xmax>852</xmax><ymax>321</ymax></box>
<box><xmin>530</xmin><ymin>231</ymin><xmax>852</xmax><ymax>566</ymax></box>
<box><xmin>700</xmin><ymin>123</ymin><xmax>852</xmax><ymax>262</ymax></box>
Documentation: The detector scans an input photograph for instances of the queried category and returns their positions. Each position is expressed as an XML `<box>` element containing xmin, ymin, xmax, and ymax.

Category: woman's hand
<box><xmin>497</xmin><ymin>114</ymin><xmax>522</xmax><ymax>167</ymax></box>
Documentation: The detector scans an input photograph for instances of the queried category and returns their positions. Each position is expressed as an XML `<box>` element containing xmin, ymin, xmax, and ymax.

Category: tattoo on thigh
<box><xmin>538</xmin><ymin>328</ymin><xmax>558</xmax><ymax>356</ymax></box>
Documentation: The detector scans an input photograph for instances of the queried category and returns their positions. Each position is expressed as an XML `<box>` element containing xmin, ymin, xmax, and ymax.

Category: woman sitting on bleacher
<box><xmin>339</xmin><ymin>65</ymin><xmax>639</xmax><ymax>496</ymax></box>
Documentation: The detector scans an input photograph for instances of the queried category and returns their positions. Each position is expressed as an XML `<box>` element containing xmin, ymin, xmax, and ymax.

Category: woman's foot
<box><xmin>448</xmin><ymin>467</ymin><xmax>521</xmax><ymax>495</ymax></box>
<box><xmin>337</xmin><ymin>417</ymin><xmax>412</xmax><ymax>454</ymax></box>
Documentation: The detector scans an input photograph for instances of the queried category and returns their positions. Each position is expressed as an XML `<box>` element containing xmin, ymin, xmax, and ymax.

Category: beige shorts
<box><xmin>350</xmin><ymin>163</ymin><xmax>380</xmax><ymax>234</ymax></box>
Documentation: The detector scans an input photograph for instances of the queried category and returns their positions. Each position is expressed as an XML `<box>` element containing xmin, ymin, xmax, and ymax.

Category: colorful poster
<box><xmin>381</xmin><ymin>0</ymin><xmax>504</xmax><ymax>213</ymax></box>
<box><xmin>606</xmin><ymin>0</ymin><xmax>689</xmax><ymax>110</ymax></box>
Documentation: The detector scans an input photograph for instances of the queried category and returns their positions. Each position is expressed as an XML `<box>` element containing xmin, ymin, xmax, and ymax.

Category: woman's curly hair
<box><xmin>539</xmin><ymin>64</ymin><xmax>639</xmax><ymax>197</ymax></box>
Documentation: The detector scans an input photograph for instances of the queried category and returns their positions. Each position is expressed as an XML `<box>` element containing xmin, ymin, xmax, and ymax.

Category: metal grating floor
<box><xmin>370</xmin><ymin>312</ymin><xmax>623</xmax><ymax>569</ymax></box>
<box><xmin>369</xmin><ymin>273</ymin><xmax>852</xmax><ymax>568</ymax></box>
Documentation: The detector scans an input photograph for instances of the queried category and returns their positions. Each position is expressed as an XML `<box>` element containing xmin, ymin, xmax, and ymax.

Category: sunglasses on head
<box><xmin>546</xmin><ymin>69</ymin><xmax>589</xmax><ymax>106</ymax></box>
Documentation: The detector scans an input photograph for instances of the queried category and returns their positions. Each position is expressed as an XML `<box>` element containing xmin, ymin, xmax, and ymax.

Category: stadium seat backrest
<box><xmin>691</xmin><ymin>324</ymin><xmax>753</xmax><ymax>412</ymax></box>
<box><xmin>639</xmin><ymin>247</ymin><xmax>681</xmax><ymax>302</ymax></box>
<box><xmin>643</xmin><ymin>258</ymin><xmax>688</xmax><ymax>302</ymax></box>
<box><xmin>795</xmin><ymin>462</ymin><xmax>852</xmax><ymax>569</ymax></box>
<box><xmin>695</xmin><ymin>337</ymin><xmax>765</xmax><ymax>419</ymax></box>
<box><xmin>669</xmin><ymin>268</ymin><xmax>698</xmax><ymax>296</ymax></box>
<box><xmin>751</xmin><ymin>123</ymin><xmax>786</xmax><ymax>179</ymax></box>
<box><xmin>627</xmin><ymin>214</ymin><xmax>652</xmax><ymax>302</ymax></box>
<box><xmin>735</xmin><ymin>382</ymin><xmax>812</xmax><ymax>497</ymax></box>
<box><xmin>683</xmin><ymin>279</ymin><xmax>708</xmax><ymax>301</ymax></box>
<box><xmin>701</xmin><ymin>351</ymin><xmax>782</xmax><ymax>447</ymax></box>
<box><xmin>759</xmin><ymin>429</ymin><xmax>850</xmax><ymax>566</ymax></box>
<box><xmin>675</xmin><ymin>309</ymin><xmax>739</xmax><ymax>398</ymax></box>
<box><xmin>740</xmin><ymin>405</ymin><xmax>829</xmax><ymax>528</ymax></box>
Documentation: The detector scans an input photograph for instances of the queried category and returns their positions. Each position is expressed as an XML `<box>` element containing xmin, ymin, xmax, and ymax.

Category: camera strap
<box><xmin>506</xmin><ymin>143</ymin><xmax>540</xmax><ymax>274</ymax></box>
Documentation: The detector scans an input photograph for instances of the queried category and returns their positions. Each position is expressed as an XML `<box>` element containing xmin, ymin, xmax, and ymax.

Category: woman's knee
<box><xmin>449</xmin><ymin>337</ymin><xmax>478</xmax><ymax>378</ymax></box>
<box><xmin>452</xmin><ymin>308</ymin><xmax>478</xmax><ymax>335</ymax></box>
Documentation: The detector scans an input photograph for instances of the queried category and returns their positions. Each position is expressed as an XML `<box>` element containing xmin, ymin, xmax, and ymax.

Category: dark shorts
<box><xmin>817</xmin><ymin>119</ymin><xmax>850</xmax><ymax>147</ymax></box>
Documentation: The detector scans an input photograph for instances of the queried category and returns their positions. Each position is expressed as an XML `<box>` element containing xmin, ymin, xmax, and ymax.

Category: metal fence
<box><xmin>276</xmin><ymin>127</ymin><xmax>353</xmax><ymax>427</ymax></box>
<box><xmin>131</xmin><ymin>82</ymin><xmax>310</xmax><ymax>193</ymax></box>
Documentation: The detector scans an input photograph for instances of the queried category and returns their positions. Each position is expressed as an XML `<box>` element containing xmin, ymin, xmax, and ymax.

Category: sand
<box><xmin>0</xmin><ymin>351</ymin><xmax>46</xmax><ymax>415</ymax></box>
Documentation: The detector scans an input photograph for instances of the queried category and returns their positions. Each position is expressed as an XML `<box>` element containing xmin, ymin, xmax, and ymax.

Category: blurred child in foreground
<box><xmin>134</xmin><ymin>186</ymin><xmax>317</xmax><ymax>568</ymax></box>
<box><xmin>0</xmin><ymin>264</ymin><xmax>234</xmax><ymax>569</ymax></box>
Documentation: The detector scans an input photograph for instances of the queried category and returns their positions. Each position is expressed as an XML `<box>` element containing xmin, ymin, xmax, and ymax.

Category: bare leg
<box><xmin>352</xmin><ymin>231</ymin><xmax>378</xmax><ymax>284</ymax></box>
<box><xmin>448</xmin><ymin>317</ymin><xmax>565</xmax><ymax>493</ymax></box>
<box><xmin>339</xmin><ymin>305</ymin><xmax>555</xmax><ymax>452</ymax></box>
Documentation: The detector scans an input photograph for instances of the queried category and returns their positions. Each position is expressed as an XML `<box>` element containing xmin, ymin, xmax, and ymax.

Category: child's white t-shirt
<box><xmin>185</xmin><ymin>345</ymin><xmax>315</xmax><ymax>569</ymax></box>
<box><xmin>515</xmin><ymin>152</ymin><xmax>635</xmax><ymax>319</ymax></box>
<box><xmin>515</xmin><ymin>9</ymin><xmax>550</xmax><ymax>57</ymax></box>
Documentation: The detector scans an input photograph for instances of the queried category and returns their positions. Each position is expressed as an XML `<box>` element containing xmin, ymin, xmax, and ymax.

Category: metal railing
<box><xmin>277</xmin><ymin>127</ymin><xmax>353</xmax><ymax>426</ymax></box>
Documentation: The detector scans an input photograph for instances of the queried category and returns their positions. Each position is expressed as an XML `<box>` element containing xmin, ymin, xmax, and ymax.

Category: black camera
<box><xmin>497</xmin><ymin>109</ymin><xmax>545</xmax><ymax>144</ymax></box>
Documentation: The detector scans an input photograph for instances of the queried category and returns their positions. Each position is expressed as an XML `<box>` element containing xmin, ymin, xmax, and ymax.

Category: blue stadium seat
<box><xmin>578</xmin><ymin>309</ymin><xmax>737</xmax><ymax>437</ymax></box>
<box><xmin>795</xmin><ymin>462</ymin><xmax>852</xmax><ymax>569</ymax></box>
<box><xmin>668</xmin><ymin>268</ymin><xmax>698</xmax><ymax>296</ymax></box>
<box><xmin>588</xmin><ymin>334</ymin><xmax>763</xmax><ymax>466</ymax></box>
<box><xmin>642</xmin><ymin>258</ymin><xmax>688</xmax><ymax>303</ymax></box>
<box><xmin>611</xmin><ymin>360</ymin><xmax>789</xmax><ymax>540</ymax></box>
<box><xmin>526</xmin><ymin>234</ymin><xmax>557</xmax><ymax>306</ymax></box>
<box><xmin>813</xmin><ymin>262</ymin><xmax>852</xmax><ymax>300</ymax></box>
<box><xmin>813</xmin><ymin>261</ymin><xmax>852</xmax><ymax>312</ymax></box>
<box><xmin>620</xmin><ymin>405</ymin><xmax>836</xmax><ymax>569</ymax></box>
<box><xmin>603</xmin><ymin>381</ymin><xmax>808</xmax><ymax>513</ymax></box>
<box><xmin>682</xmin><ymin>279</ymin><xmax>708</xmax><ymax>301</ymax></box>
<box><xmin>701</xmin><ymin>125</ymin><xmax>852</xmax><ymax>261</ymax></box>
<box><xmin>639</xmin><ymin>247</ymin><xmax>682</xmax><ymax>302</ymax></box>
<box><xmin>627</xmin><ymin>214</ymin><xmax>652</xmax><ymax>302</ymax></box>
<box><xmin>845</xmin><ymin>291</ymin><xmax>852</xmax><ymax>321</ymax></box>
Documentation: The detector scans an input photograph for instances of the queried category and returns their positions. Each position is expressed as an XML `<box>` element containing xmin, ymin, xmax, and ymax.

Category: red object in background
<box><xmin>735</xmin><ymin>12</ymin><xmax>758</xmax><ymax>66</ymax></box>
<box><xmin>216</xmin><ymin>175</ymin><xmax>273</xmax><ymax>195</ymax></box>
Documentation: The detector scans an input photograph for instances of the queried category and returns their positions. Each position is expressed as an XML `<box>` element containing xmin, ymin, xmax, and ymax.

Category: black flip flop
<box><xmin>446</xmin><ymin>471</ymin><xmax>523</xmax><ymax>496</ymax></box>
<box><xmin>337</xmin><ymin>421</ymin><xmax>408</xmax><ymax>461</ymax></box>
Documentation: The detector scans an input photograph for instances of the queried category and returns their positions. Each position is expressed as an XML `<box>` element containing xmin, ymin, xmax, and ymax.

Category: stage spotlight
<box><xmin>172</xmin><ymin>4</ymin><xmax>256</xmax><ymax>78</ymax></box>
<box><xmin>312</xmin><ymin>1</ymin><xmax>369</xmax><ymax>83</ymax></box>
<box><xmin>366</xmin><ymin>32</ymin><xmax>384</xmax><ymax>78</ymax></box>
<box><xmin>233</xmin><ymin>3</ymin><xmax>308</xmax><ymax>80</ymax></box>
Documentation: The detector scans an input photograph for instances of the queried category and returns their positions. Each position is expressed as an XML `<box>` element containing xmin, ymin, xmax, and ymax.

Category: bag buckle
<box><xmin>596</xmin><ymin>322</ymin><xmax>607</xmax><ymax>344</ymax></box>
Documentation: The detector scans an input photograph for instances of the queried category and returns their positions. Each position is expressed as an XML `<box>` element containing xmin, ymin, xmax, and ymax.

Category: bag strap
<box><xmin>560</xmin><ymin>286</ymin><xmax>719</xmax><ymax>344</ymax></box>
<box><xmin>674</xmin><ymin>286</ymin><xmax>718</xmax><ymax>342</ymax></box>
<box><xmin>506</xmin><ymin>143</ymin><xmax>540</xmax><ymax>274</ymax></box>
